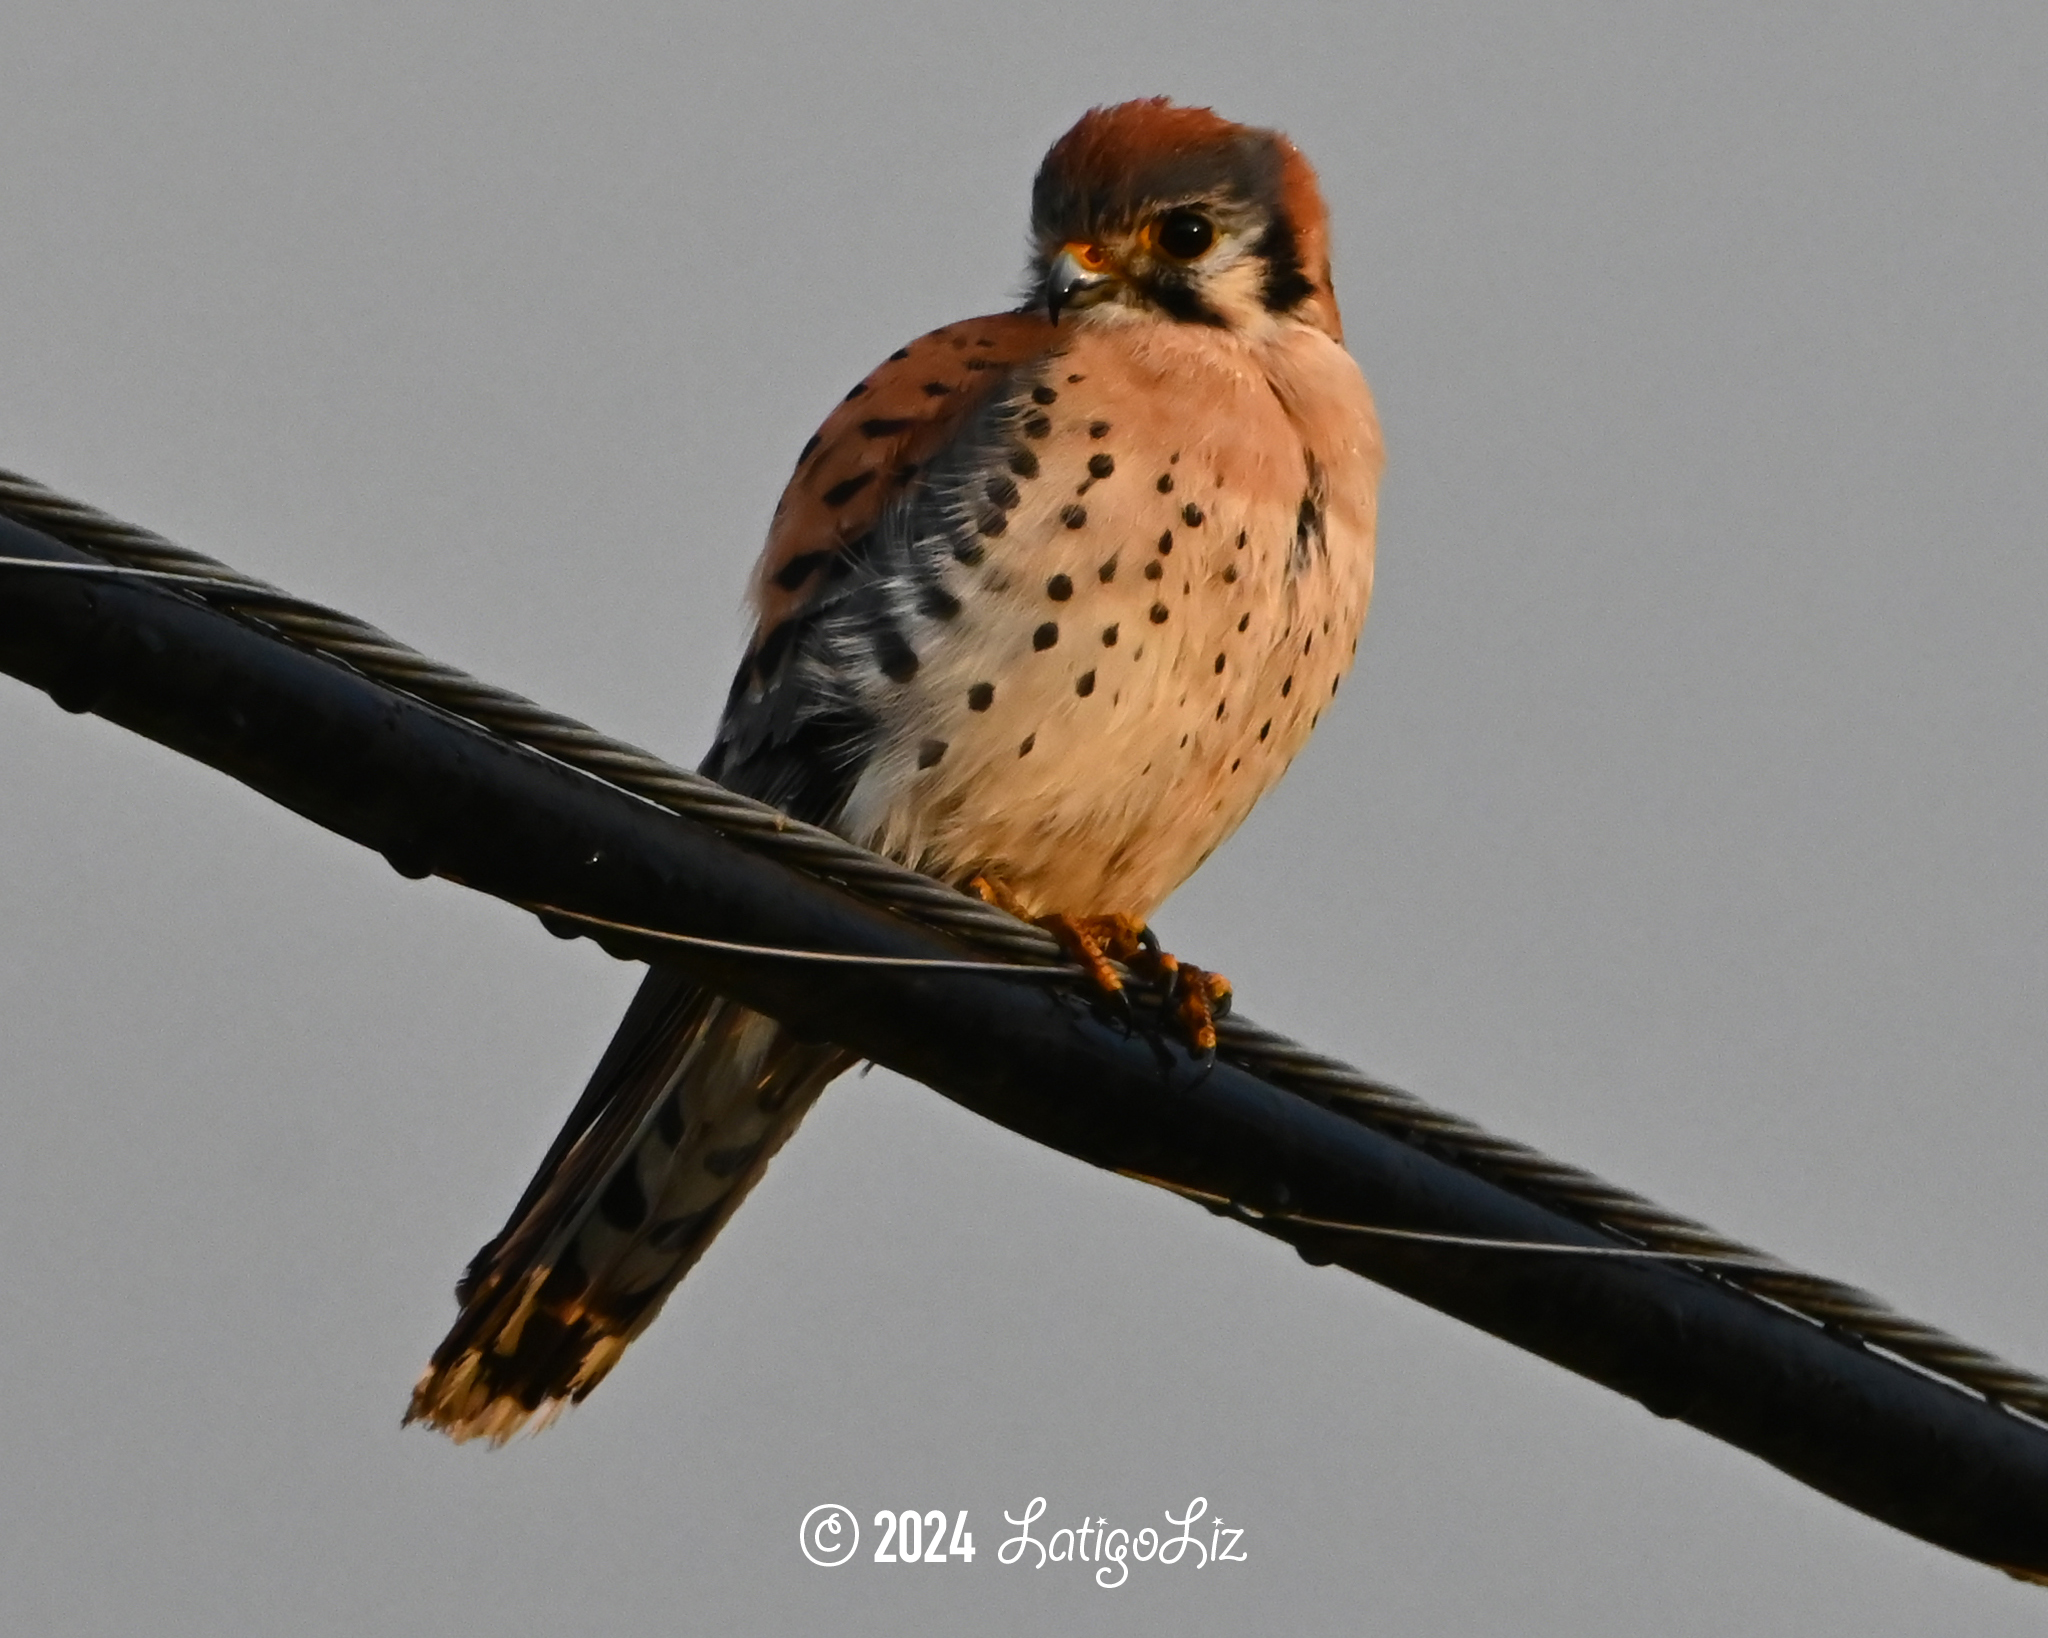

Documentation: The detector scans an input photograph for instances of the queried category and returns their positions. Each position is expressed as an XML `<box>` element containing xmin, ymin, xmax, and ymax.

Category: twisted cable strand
<box><xmin>4</xmin><ymin>463</ymin><xmax>2042</xmax><ymax>1420</ymax></box>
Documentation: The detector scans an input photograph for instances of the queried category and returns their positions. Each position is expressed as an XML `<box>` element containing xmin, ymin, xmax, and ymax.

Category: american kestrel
<box><xmin>409</xmin><ymin>98</ymin><xmax>1383</xmax><ymax>1441</ymax></box>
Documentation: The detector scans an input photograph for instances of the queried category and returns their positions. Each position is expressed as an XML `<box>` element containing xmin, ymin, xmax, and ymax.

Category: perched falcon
<box><xmin>409</xmin><ymin>98</ymin><xmax>1383</xmax><ymax>1441</ymax></box>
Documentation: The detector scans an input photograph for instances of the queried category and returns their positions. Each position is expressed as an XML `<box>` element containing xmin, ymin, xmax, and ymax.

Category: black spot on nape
<box><xmin>1087</xmin><ymin>452</ymin><xmax>1115</xmax><ymax>479</ymax></box>
<box><xmin>873</xmin><ymin>628</ymin><xmax>921</xmax><ymax>683</ymax></box>
<box><xmin>976</xmin><ymin>507</ymin><xmax>1009</xmax><ymax>538</ymax></box>
<box><xmin>797</xmin><ymin>432</ymin><xmax>822</xmax><ymax>466</ymax></box>
<box><xmin>1060</xmin><ymin>504</ymin><xmax>1087</xmax><ymax>529</ymax></box>
<box><xmin>1033</xmin><ymin>621</ymin><xmax>1060</xmax><ymax>650</ymax></box>
<box><xmin>1183</xmin><ymin>502</ymin><xmax>1205</xmax><ymax>527</ymax></box>
<box><xmin>1088</xmin><ymin>422</ymin><xmax>1111</xmax><ymax>440</ymax></box>
<box><xmin>1076</xmin><ymin>670</ymin><xmax>1096</xmax><ymax>697</ymax></box>
<box><xmin>1101</xmin><ymin>623</ymin><xmax>1119</xmax><ymax>646</ymax></box>
<box><xmin>1098</xmin><ymin>555</ymin><xmax>1118</xmax><ymax>582</ymax></box>
<box><xmin>597</xmin><ymin>1163</ymin><xmax>647</xmax><ymax>1231</ymax></box>
<box><xmin>1255</xmin><ymin>212</ymin><xmax>1318</xmax><ymax>313</ymax></box>
<box><xmin>967</xmin><ymin>682</ymin><xmax>995</xmax><ymax>712</ymax></box>
<box><xmin>821</xmin><ymin>471</ymin><xmax>876</xmax><ymax>507</ymax></box>
<box><xmin>1046</xmin><ymin>574</ymin><xmax>1073</xmax><ymax>601</ymax></box>
<box><xmin>1259</xmin><ymin>720</ymin><xmax>1272</xmax><ymax>740</ymax></box>
<box><xmin>953</xmin><ymin>538</ymin><xmax>986</xmax><ymax>567</ymax></box>
<box><xmin>844</xmin><ymin>381</ymin><xmax>869</xmax><ymax>400</ymax></box>
<box><xmin>888</xmin><ymin>346</ymin><xmax>911</xmax><ymax>360</ymax></box>
<box><xmin>1237</xmin><ymin>613</ymin><xmax>1250</xmax><ymax>631</ymax></box>
<box><xmin>1156</xmin><ymin>473</ymin><xmax>1175</xmax><ymax>494</ymax></box>
<box><xmin>1149</xmin><ymin>603</ymin><xmax>1170</xmax><ymax>624</ymax></box>
<box><xmin>1019</xmin><ymin>733</ymin><xmax>1036</xmax><ymax>756</ymax></box>
<box><xmin>859</xmin><ymin>417</ymin><xmax>915</xmax><ymax>438</ymax></box>
<box><xmin>1031</xmin><ymin>384</ymin><xmax>1058</xmax><ymax>405</ymax></box>
<box><xmin>1214</xmin><ymin>653</ymin><xmax>1226</xmax><ymax>673</ymax></box>
<box><xmin>918</xmin><ymin>582</ymin><xmax>962</xmax><ymax>621</ymax></box>
<box><xmin>773</xmin><ymin>549</ymin><xmax>835</xmax><ymax>591</ymax></box>
<box><xmin>1144</xmin><ymin>560</ymin><xmax>1164</xmax><ymax>580</ymax></box>
<box><xmin>987</xmin><ymin>474</ymin><xmax>1021</xmax><ymax>510</ymax></box>
<box><xmin>916</xmin><ymin>738</ymin><xmax>948</xmax><ymax>770</ymax></box>
<box><xmin>1023</xmin><ymin>412</ymin><xmax>1052</xmax><ymax>439</ymax></box>
<box><xmin>923</xmin><ymin>381</ymin><xmax>951</xmax><ymax>397</ymax></box>
<box><xmin>1010</xmin><ymin>448</ymin><xmax>1040</xmax><ymax>479</ymax></box>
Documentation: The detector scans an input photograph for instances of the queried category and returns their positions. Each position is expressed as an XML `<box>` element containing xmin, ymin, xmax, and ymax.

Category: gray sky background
<box><xmin>4</xmin><ymin>4</ymin><xmax>2046</xmax><ymax>1633</ymax></box>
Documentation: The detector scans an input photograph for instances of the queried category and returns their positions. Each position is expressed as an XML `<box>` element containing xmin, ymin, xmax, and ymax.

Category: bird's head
<box><xmin>1027</xmin><ymin>98</ymin><xmax>1341</xmax><ymax>341</ymax></box>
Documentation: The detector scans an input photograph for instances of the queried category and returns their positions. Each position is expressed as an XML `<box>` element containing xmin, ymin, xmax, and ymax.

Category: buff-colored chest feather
<box><xmin>838</xmin><ymin>317</ymin><xmax>1380</xmax><ymax>921</ymax></box>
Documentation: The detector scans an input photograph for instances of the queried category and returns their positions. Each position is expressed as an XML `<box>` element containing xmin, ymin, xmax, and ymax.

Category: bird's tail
<box><xmin>407</xmin><ymin>968</ymin><xmax>853</xmax><ymax>1442</ymax></box>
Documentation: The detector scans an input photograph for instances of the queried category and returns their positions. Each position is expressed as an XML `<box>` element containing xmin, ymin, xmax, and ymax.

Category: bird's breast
<box><xmin>835</xmin><ymin>319</ymin><xmax>1380</xmax><ymax>921</ymax></box>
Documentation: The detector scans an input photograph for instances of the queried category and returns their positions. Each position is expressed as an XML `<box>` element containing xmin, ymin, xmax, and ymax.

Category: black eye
<box><xmin>1155</xmin><ymin>210</ymin><xmax>1215</xmax><ymax>260</ymax></box>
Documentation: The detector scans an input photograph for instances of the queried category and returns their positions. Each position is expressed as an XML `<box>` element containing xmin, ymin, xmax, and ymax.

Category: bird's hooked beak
<box><xmin>1046</xmin><ymin>243</ymin><xmax>1119</xmax><ymax>323</ymax></box>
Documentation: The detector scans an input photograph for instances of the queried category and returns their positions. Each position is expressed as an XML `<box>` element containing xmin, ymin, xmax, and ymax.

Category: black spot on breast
<box><xmin>1068</xmin><ymin>373</ymin><xmax>1085</xmax><ymax>383</ymax></box>
<box><xmin>1031</xmin><ymin>384</ymin><xmax>1058</xmax><ymax>404</ymax></box>
<box><xmin>1076</xmin><ymin>670</ymin><xmax>1096</xmax><ymax>697</ymax></box>
<box><xmin>1231</xmin><ymin>758</ymin><xmax>1241</xmax><ymax>772</ymax></box>
<box><xmin>1236</xmin><ymin>530</ymin><xmax>1248</xmax><ymax>548</ymax></box>
<box><xmin>1010</xmin><ymin>449</ymin><xmax>1040</xmax><ymax>479</ymax></box>
<box><xmin>821</xmin><ymin>471</ymin><xmax>876</xmax><ymax>507</ymax></box>
<box><xmin>987</xmin><ymin>474</ymin><xmax>1021</xmax><ymax>510</ymax></box>
<box><xmin>1157</xmin><ymin>531</ymin><xmax>1173</xmax><ymax>554</ymax></box>
<box><xmin>797</xmin><ymin>432</ymin><xmax>822</xmax><ymax>466</ymax></box>
<box><xmin>598</xmin><ymin>1163</ymin><xmax>647</xmax><ymax>1231</ymax></box>
<box><xmin>1237</xmin><ymin>613</ymin><xmax>1249</xmax><ymax>631</ymax></box>
<box><xmin>1033</xmin><ymin>621</ymin><xmax>1059</xmax><ymax>650</ymax></box>
<box><xmin>1282</xmin><ymin>675</ymin><xmax>1293</xmax><ymax>696</ymax></box>
<box><xmin>1183</xmin><ymin>503</ymin><xmax>1205</xmax><ymax>527</ymax></box>
<box><xmin>918</xmin><ymin>582</ymin><xmax>962</xmax><ymax>621</ymax></box>
<box><xmin>1149</xmin><ymin>603</ymin><xmax>1170</xmax><ymax>624</ymax></box>
<box><xmin>917</xmin><ymin>738</ymin><xmax>948</xmax><ymax>769</ymax></box>
<box><xmin>1144</xmin><ymin>561</ymin><xmax>1163</xmax><ymax>580</ymax></box>
<box><xmin>1060</xmin><ymin>504</ymin><xmax>1087</xmax><ymax>529</ymax></box>
<box><xmin>967</xmin><ymin>682</ymin><xmax>995</xmax><ymax>711</ymax></box>
<box><xmin>1088</xmin><ymin>422</ymin><xmax>1111</xmax><ymax>440</ymax></box>
<box><xmin>873</xmin><ymin>629</ymin><xmax>920</xmax><ymax>682</ymax></box>
<box><xmin>859</xmin><ymin>417</ymin><xmax>914</xmax><ymax>438</ymax></box>
<box><xmin>844</xmin><ymin>381</ymin><xmax>869</xmax><ymax>400</ymax></box>
<box><xmin>1019</xmin><ymin>733</ymin><xmax>1036</xmax><ymax>756</ymax></box>
<box><xmin>1087</xmin><ymin>453</ymin><xmax>1115</xmax><ymax>479</ymax></box>
<box><xmin>1259</xmin><ymin>720</ymin><xmax>1272</xmax><ymax>740</ymax></box>
<box><xmin>1023</xmin><ymin>413</ymin><xmax>1052</xmax><ymax>439</ymax></box>
<box><xmin>923</xmin><ymin>381</ymin><xmax>951</xmax><ymax>397</ymax></box>
<box><xmin>1215</xmin><ymin>701</ymin><xmax>1227</xmax><ymax>719</ymax></box>
<box><xmin>1156</xmin><ymin>473</ymin><xmax>1175</xmax><ymax>494</ymax></box>
<box><xmin>773</xmin><ymin>549</ymin><xmax>835</xmax><ymax>591</ymax></box>
<box><xmin>1098</xmin><ymin>555</ymin><xmax>1118</xmax><ymax>582</ymax></box>
<box><xmin>1101</xmin><ymin>623</ymin><xmax>1119</xmax><ymax>646</ymax></box>
<box><xmin>1224</xmin><ymin>565</ymin><xmax>1239</xmax><ymax>584</ymax></box>
<box><xmin>1047</xmin><ymin>574</ymin><xmax>1073</xmax><ymax>601</ymax></box>
<box><xmin>977</xmin><ymin>508</ymin><xmax>1009</xmax><ymax>538</ymax></box>
<box><xmin>1214</xmin><ymin>653</ymin><xmax>1226</xmax><ymax>673</ymax></box>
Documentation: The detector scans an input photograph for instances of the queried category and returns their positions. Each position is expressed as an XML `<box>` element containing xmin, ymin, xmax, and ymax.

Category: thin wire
<box><xmin>6</xmin><ymin>463</ymin><xmax>2047</xmax><ymax>1422</ymax></box>
<box><xmin>1122</xmin><ymin>1171</ymin><xmax>1787</xmax><ymax>1269</ymax></box>
<box><xmin>0</xmin><ymin>555</ymin><xmax>285</xmax><ymax>597</ymax></box>
<box><xmin>521</xmin><ymin>901</ymin><xmax>1085</xmax><ymax>979</ymax></box>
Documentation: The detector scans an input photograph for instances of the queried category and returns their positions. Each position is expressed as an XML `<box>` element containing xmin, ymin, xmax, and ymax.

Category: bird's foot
<box><xmin>965</xmin><ymin>875</ymin><xmax>1228</xmax><ymax>1054</ymax></box>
